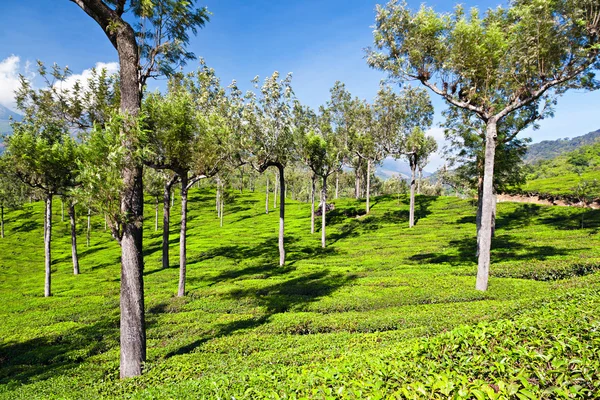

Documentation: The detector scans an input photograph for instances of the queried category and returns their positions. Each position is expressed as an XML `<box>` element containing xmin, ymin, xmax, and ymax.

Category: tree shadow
<box><xmin>408</xmin><ymin>234</ymin><xmax>583</xmax><ymax>266</ymax></box>
<box><xmin>0</xmin><ymin>316</ymin><xmax>118</xmax><ymax>386</ymax></box>
<box><xmin>164</xmin><ymin>269</ymin><xmax>356</xmax><ymax>358</ymax></box>
<box><xmin>10</xmin><ymin>220</ymin><xmax>41</xmax><ymax>233</ymax></box>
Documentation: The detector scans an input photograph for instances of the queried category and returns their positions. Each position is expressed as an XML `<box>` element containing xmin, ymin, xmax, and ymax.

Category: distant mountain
<box><xmin>525</xmin><ymin>129</ymin><xmax>600</xmax><ymax>164</ymax></box>
<box><xmin>376</xmin><ymin>158</ymin><xmax>433</xmax><ymax>180</ymax></box>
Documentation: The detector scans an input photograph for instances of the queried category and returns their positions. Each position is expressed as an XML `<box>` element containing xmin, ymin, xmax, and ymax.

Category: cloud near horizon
<box><xmin>0</xmin><ymin>56</ymin><xmax>118</xmax><ymax>112</ymax></box>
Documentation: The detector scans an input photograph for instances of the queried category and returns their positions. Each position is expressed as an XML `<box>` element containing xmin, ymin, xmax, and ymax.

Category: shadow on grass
<box><xmin>0</xmin><ymin>317</ymin><xmax>118</xmax><ymax>386</ymax></box>
<box><xmin>164</xmin><ymin>269</ymin><xmax>356</xmax><ymax>358</ymax></box>
<box><xmin>408</xmin><ymin>234</ymin><xmax>585</xmax><ymax>266</ymax></box>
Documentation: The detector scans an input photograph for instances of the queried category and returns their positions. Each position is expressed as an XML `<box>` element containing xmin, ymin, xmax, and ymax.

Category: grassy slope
<box><xmin>515</xmin><ymin>142</ymin><xmax>600</xmax><ymax>198</ymax></box>
<box><xmin>0</xmin><ymin>189</ymin><xmax>599</xmax><ymax>398</ymax></box>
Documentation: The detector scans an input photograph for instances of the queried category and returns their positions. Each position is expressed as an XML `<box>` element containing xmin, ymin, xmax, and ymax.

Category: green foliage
<box><xmin>1</xmin><ymin>189</ymin><xmax>600</xmax><ymax>398</ymax></box>
<box><xmin>511</xmin><ymin>141</ymin><xmax>600</xmax><ymax>199</ymax></box>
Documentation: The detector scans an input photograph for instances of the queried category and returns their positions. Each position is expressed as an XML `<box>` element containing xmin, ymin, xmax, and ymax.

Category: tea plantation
<box><xmin>1</xmin><ymin>189</ymin><xmax>599</xmax><ymax>399</ymax></box>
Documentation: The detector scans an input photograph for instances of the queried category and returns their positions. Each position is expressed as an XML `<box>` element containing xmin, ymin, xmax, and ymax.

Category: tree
<box><xmin>404</xmin><ymin>128</ymin><xmax>437</xmax><ymax>227</ymax></box>
<box><xmin>7</xmin><ymin>67</ymin><xmax>80</xmax><ymax>297</ymax></box>
<box><xmin>242</xmin><ymin>72</ymin><xmax>296</xmax><ymax>266</ymax></box>
<box><xmin>68</xmin><ymin>0</ymin><xmax>209</xmax><ymax>377</ymax></box>
<box><xmin>145</xmin><ymin>64</ymin><xmax>228</xmax><ymax>297</ymax></box>
<box><xmin>0</xmin><ymin>156</ymin><xmax>25</xmax><ymax>239</ymax></box>
<box><xmin>349</xmin><ymin>98</ymin><xmax>386</xmax><ymax>214</ymax></box>
<box><xmin>442</xmin><ymin>100</ymin><xmax>551</xmax><ymax>246</ymax></box>
<box><xmin>368</xmin><ymin>0</ymin><xmax>600</xmax><ymax>291</ymax></box>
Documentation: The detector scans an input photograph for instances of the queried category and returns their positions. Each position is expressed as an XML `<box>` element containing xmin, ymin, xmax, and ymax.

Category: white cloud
<box><xmin>57</xmin><ymin>61</ymin><xmax>119</xmax><ymax>93</ymax></box>
<box><xmin>426</xmin><ymin>126</ymin><xmax>448</xmax><ymax>171</ymax></box>
<box><xmin>0</xmin><ymin>55</ymin><xmax>25</xmax><ymax>111</ymax></box>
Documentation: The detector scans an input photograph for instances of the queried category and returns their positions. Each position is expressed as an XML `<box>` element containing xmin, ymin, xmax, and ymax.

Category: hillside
<box><xmin>512</xmin><ymin>141</ymin><xmax>600</xmax><ymax>199</ymax></box>
<box><xmin>1</xmin><ymin>189</ymin><xmax>600</xmax><ymax>398</ymax></box>
<box><xmin>524</xmin><ymin>129</ymin><xmax>600</xmax><ymax>164</ymax></box>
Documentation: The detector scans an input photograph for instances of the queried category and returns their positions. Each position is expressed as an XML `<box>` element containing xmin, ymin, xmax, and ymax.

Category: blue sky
<box><xmin>1</xmin><ymin>0</ymin><xmax>600</xmax><ymax>171</ymax></box>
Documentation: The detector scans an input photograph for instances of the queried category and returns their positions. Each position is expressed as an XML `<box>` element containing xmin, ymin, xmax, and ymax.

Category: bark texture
<box><xmin>476</xmin><ymin>120</ymin><xmax>498</xmax><ymax>291</ymax></box>
<box><xmin>69</xmin><ymin>203</ymin><xmax>80</xmax><ymax>275</ymax></box>
<box><xmin>44</xmin><ymin>195</ymin><xmax>52</xmax><ymax>297</ymax></box>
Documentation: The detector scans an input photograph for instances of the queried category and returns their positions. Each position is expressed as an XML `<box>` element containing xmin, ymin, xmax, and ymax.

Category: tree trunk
<box><xmin>178</xmin><ymin>172</ymin><xmax>188</xmax><ymax>297</ymax></box>
<box><xmin>476</xmin><ymin>174</ymin><xmax>484</xmax><ymax>256</ymax></box>
<box><xmin>117</xmin><ymin>25</ymin><xmax>146</xmax><ymax>379</ymax></box>
<box><xmin>162</xmin><ymin>176</ymin><xmax>176</xmax><ymax>270</ymax></box>
<box><xmin>274</xmin><ymin>172</ymin><xmax>278</xmax><ymax>209</ymax></box>
<box><xmin>69</xmin><ymin>203</ymin><xmax>80</xmax><ymax>275</ymax></box>
<box><xmin>321</xmin><ymin>175</ymin><xmax>327</xmax><ymax>248</ymax></box>
<box><xmin>476</xmin><ymin>119</ymin><xmax>498</xmax><ymax>292</ymax></box>
<box><xmin>335</xmin><ymin>172</ymin><xmax>339</xmax><ymax>199</ymax></box>
<box><xmin>277</xmin><ymin>166</ymin><xmax>285</xmax><ymax>265</ymax></box>
<box><xmin>265</xmin><ymin>177</ymin><xmax>269</xmax><ymax>214</ymax></box>
<box><xmin>366</xmin><ymin>159</ymin><xmax>371</xmax><ymax>214</ymax></box>
<box><xmin>355</xmin><ymin>168</ymin><xmax>360</xmax><ymax>199</ymax></box>
<box><xmin>86</xmin><ymin>208</ymin><xmax>91</xmax><ymax>247</ymax></box>
<box><xmin>1</xmin><ymin>205</ymin><xmax>4</xmax><ymax>239</ymax></box>
<box><xmin>311</xmin><ymin>174</ymin><xmax>316</xmax><ymax>234</ymax></box>
<box><xmin>216</xmin><ymin>179</ymin><xmax>220</xmax><ymax>214</ymax></box>
<box><xmin>220</xmin><ymin>195</ymin><xmax>224</xmax><ymax>227</ymax></box>
<box><xmin>44</xmin><ymin>195</ymin><xmax>52</xmax><ymax>297</ymax></box>
<box><xmin>154</xmin><ymin>198</ymin><xmax>158</xmax><ymax>232</ymax></box>
<box><xmin>409</xmin><ymin>159</ymin><xmax>416</xmax><ymax>228</ymax></box>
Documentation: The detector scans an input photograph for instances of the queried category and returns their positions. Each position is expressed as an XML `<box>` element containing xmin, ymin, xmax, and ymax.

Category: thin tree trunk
<box><xmin>476</xmin><ymin>174</ymin><xmax>484</xmax><ymax>256</ymax></box>
<box><xmin>220</xmin><ymin>195</ymin><xmax>224</xmax><ymax>227</ymax></box>
<box><xmin>335</xmin><ymin>172</ymin><xmax>339</xmax><ymax>199</ymax></box>
<box><xmin>216</xmin><ymin>180</ymin><xmax>220</xmax><ymax>214</ymax></box>
<box><xmin>409</xmin><ymin>159</ymin><xmax>416</xmax><ymax>228</ymax></box>
<box><xmin>265</xmin><ymin>177</ymin><xmax>269</xmax><ymax>214</ymax></box>
<box><xmin>476</xmin><ymin>119</ymin><xmax>498</xmax><ymax>292</ymax></box>
<box><xmin>1</xmin><ymin>205</ymin><xmax>4</xmax><ymax>239</ymax></box>
<box><xmin>366</xmin><ymin>159</ymin><xmax>371</xmax><ymax>214</ymax></box>
<box><xmin>178</xmin><ymin>173</ymin><xmax>188</xmax><ymax>297</ymax></box>
<box><xmin>274</xmin><ymin>172</ymin><xmax>278</xmax><ymax>209</ymax></box>
<box><xmin>69</xmin><ymin>202</ymin><xmax>80</xmax><ymax>275</ymax></box>
<box><xmin>311</xmin><ymin>174</ymin><xmax>316</xmax><ymax>234</ymax></box>
<box><xmin>44</xmin><ymin>195</ymin><xmax>52</xmax><ymax>297</ymax></box>
<box><xmin>277</xmin><ymin>166</ymin><xmax>285</xmax><ymax>266</ymax></box>
<box><xmin>154</xmin><ymin>198</ymin><xmax>158</xmax><ymax>232</ymax></box>
<box><xmin>162</xmin><ymin>176</ymin><xmax>176</xmax><ymax>270</ymax></box>
<box><xmin>321</xmin><ymin>175</ymin><xmax>327</xmax><ymax>248</ymax></box>
<box><xmin>86</xmin><ymin>208</ymin><xmax>91</xmax><ymax>247</ymax></box>
<box><xmin>355</xmin><ymin>169</ymin><xmax>360</xmax><ymax>199</ymax></box>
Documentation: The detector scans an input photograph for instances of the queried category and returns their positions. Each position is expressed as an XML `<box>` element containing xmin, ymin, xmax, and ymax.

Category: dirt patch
<box><xmin>498</xmin><ymin>193</ymin><xmax>600</xmax><ymax>209</ymax></box>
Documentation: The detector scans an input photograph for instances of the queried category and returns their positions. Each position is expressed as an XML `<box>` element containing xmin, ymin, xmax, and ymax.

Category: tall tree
<box><xmin>7</xmin><ymin>66</ymin><xmax>80</xmax><ymax>297</ymax></box>
<box><xmin>68</xmin><ymin>0</ymin><xmax>209</xmax><ymax>377</ymax></box>
<box><xmin>404</xmin><ymin>128</ymin><xmax>437</xmax><ymax>227</ymax></box>
<box><xmin>368</xmin><ymin>0</ymin><xmax>600</xmax><ymax>291</ymax></box>
<box><xmin>242</xmin><ymin>72</ymin><xmax>296</xmax><ymax>266</ymax></box>
<box><xmin>442</xmin><ymin>100</ymin><xmax>552</xmax><ymax>246</ymax></box>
